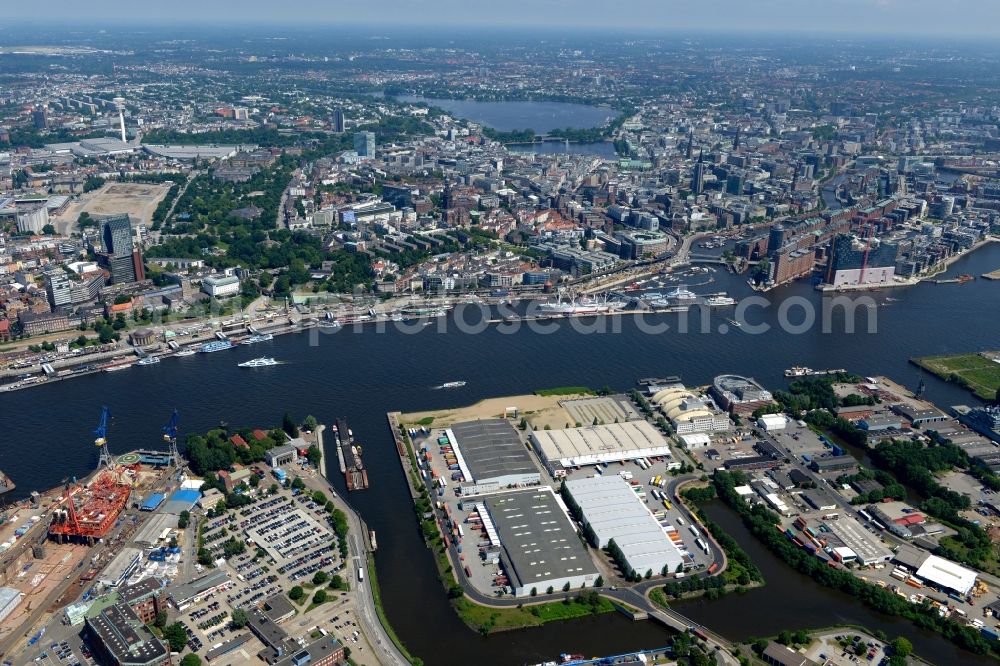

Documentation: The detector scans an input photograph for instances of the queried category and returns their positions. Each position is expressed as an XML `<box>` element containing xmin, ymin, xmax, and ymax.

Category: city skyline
<box><xmin>3</xmin><ymin>0</ymin><xmax>1000</xmax><ymax>37</ymax></box>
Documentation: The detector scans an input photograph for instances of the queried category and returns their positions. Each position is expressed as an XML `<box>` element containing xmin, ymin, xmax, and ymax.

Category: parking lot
<box><xmin>187</xmin><ymin>486</ymin><xmax>346</xmax><ymax>653</ymax></box>
<box><xmin>803</xmin><ymin>630</ymin><xmax>887</xmax><ymax>666</ymax></box>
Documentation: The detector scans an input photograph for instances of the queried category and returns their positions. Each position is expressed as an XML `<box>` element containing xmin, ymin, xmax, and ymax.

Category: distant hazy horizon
<box><xmin>3</xmin><ymin>0</ymin><xmax>1000</xmax><ymax>38</ymax></box>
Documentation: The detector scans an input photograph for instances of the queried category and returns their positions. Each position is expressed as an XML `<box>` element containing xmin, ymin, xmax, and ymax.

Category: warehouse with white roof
<box><xmin>564</xmin><ymin>475</ymin><xmax>684</xmax><ymax>578</ymax></box>
<box><xmin>530</xmin><ymin>421</ymin><xmax>674</xmax><ymax>471</ymax></box>
<box><xmin>915</xmin><ymin>554</ymin><xmax>977</xmax><ymax>596</ymax></box>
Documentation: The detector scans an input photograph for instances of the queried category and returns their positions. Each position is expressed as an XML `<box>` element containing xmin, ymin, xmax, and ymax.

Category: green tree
<box><xmin>289</xmin><ymin>586</ymin><xmax>304</xmax><ymax>602</ymax></box>
<box><xmin>230</xmin><ymin>608</ymin><xmax>248</xmax><ymax>629</ymax></box>
<box><xmin>313</xmin><ymin>589</ymin><xmax>327</xmax><ymax>605</ymax></box>
<box><xmin>306</xmin><ymin>445</ymin><xmax>322</xmax><ymax>467</ymax></box>
<box><xmin>163</xmin><ymin>622</ymin><xmax>188</xmax><ymax>652</ymax></box>
<box><xmin>282</xmin><ymin>412</ymin><xmax>299</xmax><ymax>437</ymax></box>
<box><xmin>177</xmin><ymin>510</ymin><xmax>190</xmax><ymax>529</ymax></box>
<box><xmin>312</xmin><ymin>570</ymin><xmax>328</xmax><ymax>586</ymax></box>
<box><xmin>180</xmin><ymin>655</ymin><xmax>202</xmax><ymax>666</ymax></box>
<box><xmin>291</xmin><ymin>477</ymin><xmax>305</xmax><ymax>491</ymax></box>
<box><xmin>594</xmin><ymin>575</ymin><xmax>603</xmax><ymax>587</ymax></box>
<box><xmin>890</xmin><ymin>637</ymin><xmax>912</xmax><ymax>658</ymax></box>
<box><xmin>303</xmin><ymin>415</ymin><xmax>318</xmax><ymax>431</ymax></box>
<box><xmin>154</xmin><ymin>610</ymin><xmax>168</xmax><ymax>628</ymax></box>
<box><xmin>329</xmin><ymin>574</ymin><xmax>344</xmax><ymax>590</ymax></box>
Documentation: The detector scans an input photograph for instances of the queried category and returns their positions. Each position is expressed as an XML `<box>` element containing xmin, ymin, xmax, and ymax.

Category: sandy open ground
<box><xmin>53</xmin><ymin>182</ymin><xmax>172</xmax><ymax>234</ymax></box>
<box><xmin>400</xmin><ymin>392</ymin><xmax>595</xmax><ymax>430</ymax></box>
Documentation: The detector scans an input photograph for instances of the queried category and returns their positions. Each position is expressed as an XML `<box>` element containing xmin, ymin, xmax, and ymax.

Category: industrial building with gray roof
<box><xmin>448</xmin><ymin>419</ymin><xmax>540</xmax><ymax>487</ymax></box>
<box><xmin>85</xmin><ymin>603</ymin><xmax>169</xmax><ymax>666</ymax></box>
<box><xmin>483</xmin><ymin>488</ymin><xmax>598</xmax><ymax>597</ymax></box>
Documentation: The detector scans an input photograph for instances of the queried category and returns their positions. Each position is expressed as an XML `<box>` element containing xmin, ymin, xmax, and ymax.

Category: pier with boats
<box><xmin>334</xmin><ymin>418</ymin><xmax>368</xmax><ymax>491</ymax></box>
<box><xmin>784</xmin><ymin>366</ymin><xmax>848</xmax><ymax>378</ymax></box>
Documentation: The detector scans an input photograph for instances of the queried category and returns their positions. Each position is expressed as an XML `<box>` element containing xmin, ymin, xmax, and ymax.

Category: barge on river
<box><xmin>334</xmin><ymin>418</ymin><xmax>368</xmax><ymax>491</ymax></box>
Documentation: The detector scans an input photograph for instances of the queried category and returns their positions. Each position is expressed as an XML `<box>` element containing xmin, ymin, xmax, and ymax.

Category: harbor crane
<box><xmin>162</xmin><ymin>409</ymin><xmax>181</xmax><ymax>466</ymax></box>
<box><xmin>94</xmin><ymin>406</ymin><xmax>114</xmax><ymax>470</ymax></box>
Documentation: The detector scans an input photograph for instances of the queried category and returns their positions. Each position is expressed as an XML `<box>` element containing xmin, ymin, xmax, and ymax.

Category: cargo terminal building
<box><xmin>448</xmin><ymin>419</ymin><xmax>541</xmax><ymax>493</ymax></box>
<box><xmin>483</xmin><ymin>488</ymin><xmax>599</xmax><ymax>597</ymax></box>
<box><xmin>529</xmin><ymin>421</ymin><xmax>675</xmax><ymax>474</ymax></box>
<box><xmin>564</xmin><ymin>476</ymin><xmax>685</xmax><ymax>578</ymax></box>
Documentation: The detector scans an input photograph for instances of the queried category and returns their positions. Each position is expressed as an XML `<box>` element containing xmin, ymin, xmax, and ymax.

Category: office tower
<box><xmin>101</xmin><ymin>214</ymin><xmax>144</xmax><ymax>284</ymax></box>
<box><xmin>354</xmin><ymin>131</ymin><xmax>375</xmax><ymax>158</ymax></box>
<box><xmin>32</xmin><ymin>107</ymin><xmax>48</xmax><ymax>130</ymax></box>
<box><xmin>767</xmin><ymin>223</ymin><xmax>786</xmax><ymax>255</ymax></box>
<box><xmin>333</xmin><ymin>108</ymin><xmax>346</xmax><ymax>133</ymax></box>
<box><xmin>726</xmin><ymin>172</ymin><xmax>744</xmax><ymax>195</ymax></box>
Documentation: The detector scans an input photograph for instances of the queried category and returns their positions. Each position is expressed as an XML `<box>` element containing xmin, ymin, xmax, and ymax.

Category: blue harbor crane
<box><xmin>162</xmin><ymin>409</ymin><xmax>181</xmax><ymax>467</ymax></box>
<box><xmin>94</xmin><ymin>406</ymin><xmax>114</xmax><ymax>470</ymax></box>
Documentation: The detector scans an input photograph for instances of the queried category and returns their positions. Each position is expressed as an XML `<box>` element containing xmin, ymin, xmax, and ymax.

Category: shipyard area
<box><xmin>0</xmin><ymin>412</ymin><xmax>393</xmax><ymax>666</ymax></box>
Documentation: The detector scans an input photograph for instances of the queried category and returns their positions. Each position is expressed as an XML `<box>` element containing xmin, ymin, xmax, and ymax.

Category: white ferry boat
<box><xmin>238</xmin><ymin>357</ymin><xmax>279</xmax><ymax>368</ymax></box>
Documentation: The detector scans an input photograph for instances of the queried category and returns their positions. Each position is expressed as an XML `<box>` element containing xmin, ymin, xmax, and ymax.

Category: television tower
<box><xmin>113</xmin><ymin>97</ymin><xmax>126</xmax><ymax>143</ymax></box>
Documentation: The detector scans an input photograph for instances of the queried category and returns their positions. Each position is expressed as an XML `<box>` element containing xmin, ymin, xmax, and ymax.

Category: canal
<box><xmin>679</xmin><ymin>500</ymin><xmax>996</xmax><ymax>666</ymax></box>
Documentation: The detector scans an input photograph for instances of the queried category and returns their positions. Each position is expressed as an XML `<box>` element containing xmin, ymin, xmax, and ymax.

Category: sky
<box><xmin>4</xmin><ymin>0</ymin><xmax>1000</xmax><ymax>37</ymax></box>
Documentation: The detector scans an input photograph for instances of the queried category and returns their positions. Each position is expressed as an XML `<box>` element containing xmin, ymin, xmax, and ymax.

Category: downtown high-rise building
<box><xmin>333</xmin><ymin>108</ymin><xmax>346</xmax><ymax>133</ymax></box>
<box><xmin>100</xmin><ymin>214</ymin><xmax>145</xmax><ymax>284</ymax></box>
<box><xmin>354</xmin><ymin>131</ymin><xmax>375</xmax><ymax>158</ymax></box>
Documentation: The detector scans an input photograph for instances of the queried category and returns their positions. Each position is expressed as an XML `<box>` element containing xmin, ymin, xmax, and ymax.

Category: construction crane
<box><xmin>162</xmin><ymin>409</ymin><xmax>181</xmax><ymax>466</ymax></box>
<box><xmin>94</xmin><ymin>406</ymin><xmax>114</xmax><ymax>470</ymax></box>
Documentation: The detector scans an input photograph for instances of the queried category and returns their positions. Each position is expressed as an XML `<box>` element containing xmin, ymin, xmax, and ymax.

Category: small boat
<box><xmin>440</xmin><ymin>381</ymin><xmax>467</xmax><ymax>389</ymax></box>
<box><xmin>174</xmin><ymin>348</ymin><xmax>198</xmax><ymax>357</ymax></box>
<box><xmin>785</xmin><ymin>366</ymin><xmax>812</xmax><ymax>377</ymax></box>
<box><xmin>665</xmin><ymin>286</ymin><xmax>698</xmax><ymax>300</ymax></box>
<box><xmin>957</xmin><ymin>274</ymin><xmax>974</xmax><ymax>283</ymax></box>
<box><xmin>238</xmin><ymin>357</ymin><xmax>278</xmax><ymax>368</ymax></box>
<box><xmin>200</xmin><ymin>340</ymin><xmax>234</xmax><ymax>353</ymax></box>
<box><xmin>135</xmin><ymin>356</ymin><xmax>160</xmax><ymax>366</ymax></box>
<box><xmin>726</xmin><ymin>318</ymin><xmax>741</xmax><ymax>328</ymax></box>
<box><xmin>370</xmin><ymin>530</ymin><xmax>377</xmax><ymax>551</ymax></box>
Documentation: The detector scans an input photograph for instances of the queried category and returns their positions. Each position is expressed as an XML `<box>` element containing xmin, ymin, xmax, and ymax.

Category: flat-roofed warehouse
<box><xmin>530</xmin><ymin>421</ymin><xmax>674</xmax><ymax>471</ymax></box>
<box><xmin>483</xmin><ymin>488</ymin><xmax>598</xmax><ymax>597</ymax></box>
<box><xmin>448</xmin><ymin>420</ymin><xmax>540</xmax><ymax>487</ymax></box>
<box><xmin>564</xmin><ymin>475</ymin><xmax>684</xmax><ymax>577</ymax></box>
<box><xmin>916</xmin><ymin>554</ymin><xmax>977</xmax><ymax>596</ymax></box>
<box><xmin>823</xmin><ymin>516</ymin><xmax>893</xmax><ymax>566</ymax></box>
